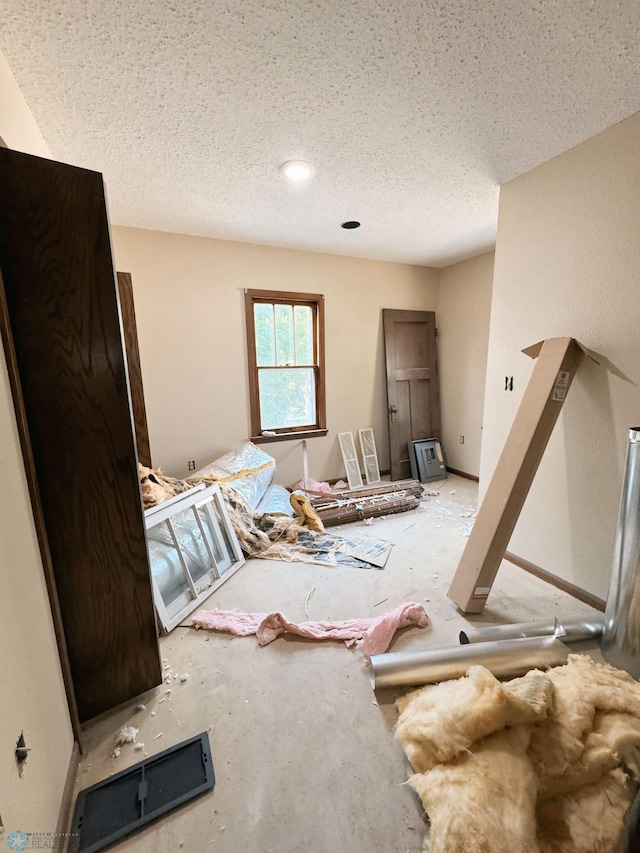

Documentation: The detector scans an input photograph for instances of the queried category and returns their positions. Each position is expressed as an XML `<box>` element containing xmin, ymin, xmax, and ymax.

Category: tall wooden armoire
<box><xmin>0</xmin><ymin>147</ymin><xmax>161</xmax><ymax>726</ymax></box>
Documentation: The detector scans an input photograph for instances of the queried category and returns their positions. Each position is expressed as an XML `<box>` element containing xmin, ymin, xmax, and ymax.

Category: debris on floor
<box><xmin>289</xmin><ymin>491</ymin><xmax>325</xmax><ymax>532</ymax></box>
<box><xmin>311</xmin><ymin>480</ymin><xmax>423</xmax><ymax>526</ymax></box>
<box><xmin>223</xmin><ymin>487</ymin><xmax>395</xmax><ymax>568</ymax></box>
<box><xmin>304</xmin><ymin>586</ymin><xmax>316</xmax><ymax>618</ymax></box>
<box><xmin>114</xmin><ymin>725</ymin><xmax>139</xmax><ymax>745</ymax></box>
<box><xmin>291</xmin><ymin>477</ymin><xmax>334</xmax><ymax>495</ymax></box>
<box><xmin>395</xmin><ymin>655</ymin><xmax>640</xmax><ymax>852</ymax></box>
<box><xmin>336</xmin><ymin>531</ymin><xmax>393</xmax><ymax>568</ymax></box>
<box><xmin>140</xmin><ymin>443</ymin><xmax>409</xmax><ymax>571</ymax></box>
<box><xmin>192</xmin><ymin>601</ymin><xmax>430</xmax><ymax>657</ymax></box>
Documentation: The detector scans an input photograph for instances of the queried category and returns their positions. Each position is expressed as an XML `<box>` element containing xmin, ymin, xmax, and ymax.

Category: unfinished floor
<box><xmin>74</xmin><ymin>475</ymin><xmax>601</xmax><ymax>853</ymax></box>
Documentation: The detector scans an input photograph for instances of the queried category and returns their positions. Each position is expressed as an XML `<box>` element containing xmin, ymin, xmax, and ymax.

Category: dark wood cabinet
<box><xmin>0</xmin><ymin>148</ymin><xmax>161</xmax><ymax>725</ymax></box>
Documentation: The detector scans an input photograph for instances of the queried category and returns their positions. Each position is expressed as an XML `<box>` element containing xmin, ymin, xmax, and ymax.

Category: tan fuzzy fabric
<box><xmin>528</xmin><ymin>653</ymin><xmax>640</xmax><ymax>788</ymax></box>
<box><xmin>396</xmin><ymin>665</ymin><xmax>552</xmax><ymax>773</ymax></box>
<box><xmin>409</xmin><ymin>726</ymin><xmax>539</xmax><ymax>853</ymax></box>
<box><xmin>138</xmin><ymin>463</ymin><xmax>191</xmax><ymax>507</ymax></box>
<box><xmin>539</xmin><ymin>712</ymin><xmax>640</xmax><ymax>799</ymax></box>
<box><xmin>537</xmin><ymin>769</ymin><xmax>633</xmax><ymax>853</ymax></box>
<box><xmin>396</xmin><ymin>655</ymin><xmax>640</xmax><ymax>852</ymax></box>
<box><xmin>289</xmin><ymin>492</ymin><xmax>325</xmax><ymax>532</ymax></box>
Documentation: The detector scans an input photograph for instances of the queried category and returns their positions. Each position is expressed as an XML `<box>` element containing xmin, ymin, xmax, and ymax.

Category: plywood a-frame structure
<box><xmin>448</xmin><ymin>337</ymin><xmax>585</xmax><ymax>613</ymax></box>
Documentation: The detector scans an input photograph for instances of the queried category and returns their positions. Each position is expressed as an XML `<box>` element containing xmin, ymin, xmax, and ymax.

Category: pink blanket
<box><xmin>192</xmin><ymin>601</ymin><xmax>429</xmax><ymax>657</ymax></box>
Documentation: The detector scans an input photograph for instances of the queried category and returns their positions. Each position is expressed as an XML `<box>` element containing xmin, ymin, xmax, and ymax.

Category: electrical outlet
<box><xmin>459</xmin><ymin>435</ymin><xmax>464</xmax><ymax>444</ymax></box>
<box><xmin>187</xmin><ymin>460</ymin><xmax>196</xmax><ymax>471</ymax></box>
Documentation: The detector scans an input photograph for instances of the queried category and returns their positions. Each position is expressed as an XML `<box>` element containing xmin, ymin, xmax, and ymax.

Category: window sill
<box><xmin>251</xmin><ymin>429</ymin><xmax>329</xmax><ymax>444</ymax></box>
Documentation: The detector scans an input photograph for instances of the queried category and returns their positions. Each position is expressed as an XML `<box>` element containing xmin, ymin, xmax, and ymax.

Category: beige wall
<box><xmin>0</xmin><ymin>52</ymin><xmax>74</xmax><ymax>835</ymax></box>
<box><xmin>437</xmin><ymin>252</ymin><xmax>494</xmax><ymax>477</ymax></box>
<box><xmin>481</xmin><ymin>112</ymin><xmax>640</xmax><ymax>599</ymax></box>
<box><xmin>111</xmin><ymin>226</ymin><xmax>439</xmax><ymax>485</ymax></box>
<box><xmin>0</xmin><ymin>51</ymin><xmax>51</xmax><ymax>158</ymax></box>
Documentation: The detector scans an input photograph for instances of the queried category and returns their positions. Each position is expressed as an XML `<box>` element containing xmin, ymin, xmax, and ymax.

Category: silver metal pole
<box><xmin>459</xmin><ymin>615</ymin><xmax>604</xmax><ymax>645</ymax></box>
<box><xmin>601</xmin><ymin>427</ymin><xmax>640</xmax><ymax>677</ymax></box>
<box><xmin>369</xmin><ymin>635</ymin><xmax>570</xmax><ymax>690</ymax></box>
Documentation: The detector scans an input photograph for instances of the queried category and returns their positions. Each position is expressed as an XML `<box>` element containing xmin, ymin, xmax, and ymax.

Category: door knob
<box><xmin>389</xmin><ymin>404</ymin><xmax>398</xmax><ymax>422</ymax></box>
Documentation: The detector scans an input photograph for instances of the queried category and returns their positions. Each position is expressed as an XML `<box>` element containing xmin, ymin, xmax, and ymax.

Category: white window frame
<box><xmin>145</xmin><ymin>483</ymin><xmax>245</xmax><ymax>633</ymax></box>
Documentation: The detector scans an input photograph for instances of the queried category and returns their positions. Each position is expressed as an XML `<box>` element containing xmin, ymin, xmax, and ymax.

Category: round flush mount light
<box><xmin>341</xmin><ymin>220</ymin><xmax>361</xmax><ymax>229</ymax></box>
<box><xmin>280</xmin><ymin>160</ymin><xmax>315</xmax><ymax>181</ymax></box>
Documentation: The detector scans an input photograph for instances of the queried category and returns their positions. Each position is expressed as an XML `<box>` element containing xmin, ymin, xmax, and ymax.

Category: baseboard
<box><xmin>446</xmin><ymin>467</ymin><xmax>479</xmax><ymax>482</ymax></box>
<box><xmin>504</xmin><ymin>551</ymin><xmax>606</xmax><ymax>613</ymax></box>
<box><xmin>56</xmin><ymin>740</ymin><xmax>80</xmax><ymax>845</ymax></box>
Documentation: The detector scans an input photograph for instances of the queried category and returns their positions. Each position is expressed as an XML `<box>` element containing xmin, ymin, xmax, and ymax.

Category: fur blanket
<box><xmin>396</xmin><ymin>655</ymin><xmax>640</xmax><ymax>852</ymax></box>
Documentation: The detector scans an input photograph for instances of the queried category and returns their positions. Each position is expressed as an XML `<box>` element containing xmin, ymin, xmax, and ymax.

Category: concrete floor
<box><xmin>75</xmin><ymin>475</ymin><xmax>600</xmax><ymax>853</ymax></box>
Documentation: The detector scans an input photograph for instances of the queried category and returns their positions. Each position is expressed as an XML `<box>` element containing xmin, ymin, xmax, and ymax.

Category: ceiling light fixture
<box><xmin>341</xmin><ymin>221</ymin><xmax>361</xmax><ymax>229</ymax></box>
<box><xmin>280</xmin><ymin>160</ymin><xmax>315</xmax><ymax>181</ymax></box>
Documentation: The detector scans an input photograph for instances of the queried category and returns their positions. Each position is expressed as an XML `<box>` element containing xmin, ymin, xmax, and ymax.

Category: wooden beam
<box><xmin>504</xmin><ymin>551</ymin><xmax>606</xmax><ymax>612</ymax></box>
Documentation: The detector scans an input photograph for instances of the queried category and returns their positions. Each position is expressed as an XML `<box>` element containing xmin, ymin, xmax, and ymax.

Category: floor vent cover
<box><xmin>69</xmin><ymin>732</ymin><xmax>214</xmax><ymax>853</ymax></box>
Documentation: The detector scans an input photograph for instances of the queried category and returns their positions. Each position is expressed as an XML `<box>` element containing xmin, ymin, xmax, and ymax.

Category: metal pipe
<box><xmin>369</xmin><ymin>635</ymin><xmax>570</xmax><ymax>690</ymax></box>
<box><xmin>601</xmin><ymin>427</ymin><xmax>640</xmax><ymax>677</ymax></box>
<box><xmin>459</xmin><ymin>615</ymin><xmax>604</xmax><ymax>645</ymax></box>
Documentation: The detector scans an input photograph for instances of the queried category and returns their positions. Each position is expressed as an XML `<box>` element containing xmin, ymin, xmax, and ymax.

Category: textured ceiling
<box><xmin>2</xmin><ymin>1</ymin><xmax>640</xmax><ymax>267</ymax></box>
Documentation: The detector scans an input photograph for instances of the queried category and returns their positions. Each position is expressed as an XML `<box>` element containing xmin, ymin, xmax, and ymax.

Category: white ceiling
<box><xmin>2</xmin><ymin>1</ymin><xmax>640</xmax><ymax>267</ymax></box>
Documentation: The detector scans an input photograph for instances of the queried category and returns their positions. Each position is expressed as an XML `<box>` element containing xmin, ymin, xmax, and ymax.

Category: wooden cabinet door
<box><xmin>0</xmin><ymin>148</ymin><xmax>161</xmax><ymax>722</ymax></box>
<box><xmin>383</xmin><ymin>309</ymin><xmax>442</xmax><ymax>481</ymax></box>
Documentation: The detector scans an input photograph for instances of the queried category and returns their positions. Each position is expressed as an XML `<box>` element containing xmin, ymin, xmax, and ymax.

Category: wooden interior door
<box><xmin>383</xmin><ymin>309</ymin><xmax>442</xmax><ymax>481</ymax></box>
<box><xmin>0</xmin><ymin>148</ymin><xmax>161</xmax><ymax>722</ymax></box>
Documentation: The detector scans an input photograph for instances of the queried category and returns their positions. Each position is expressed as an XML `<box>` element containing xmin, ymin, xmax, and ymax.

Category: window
<box><xmin>245</xmin><ymin>289</ymin><xmax>327</xmax><ymax>441</ymax></box>
<box><xmin>144</xmin><ymin>483</ymin><xmax>245</xmax><ymax>633</ymax></box>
